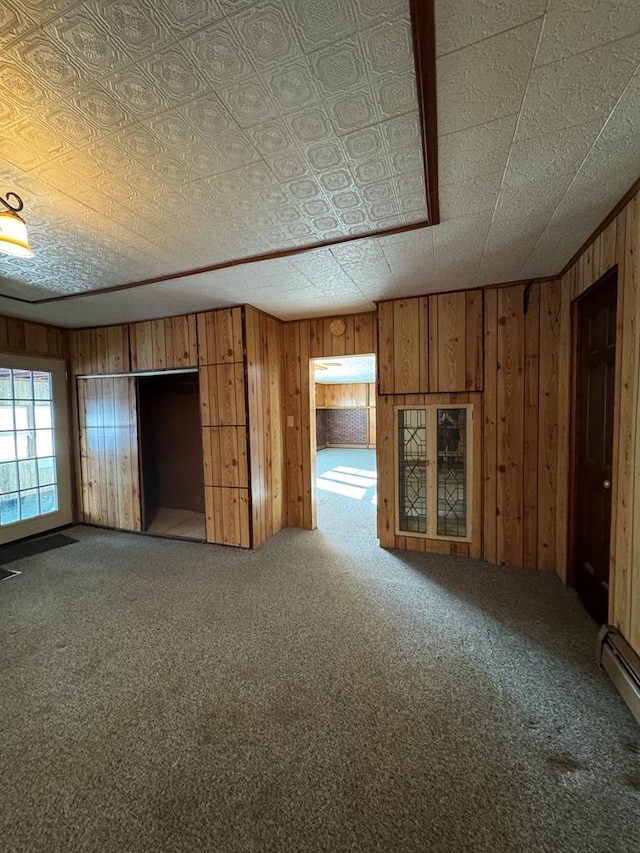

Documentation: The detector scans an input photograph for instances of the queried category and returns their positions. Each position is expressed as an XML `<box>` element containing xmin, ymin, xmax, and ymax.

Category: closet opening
<box><xmin>138</xmin><ymin>371</ymin><xmax>205</xmax><ymax>541</ymax></box>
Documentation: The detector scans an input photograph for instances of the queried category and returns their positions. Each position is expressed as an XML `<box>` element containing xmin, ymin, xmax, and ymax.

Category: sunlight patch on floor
<box><xmin>322</xmin><ymin>470</ymin><xmax>377</xmax><ymax>488</ymax></box>
<box><xmin>317</xmin><ymin>478</ymin><xmax>367</xmax><ymax>499</ymax></box>
<box><xmin>334</xmin><ymin>466</ymin><xmax>377</xmax><ymax>478</ymax></box>
<box><xmin>317</xmin><ymin>465</ymin><xmax>378</xmax><ymax>502</ymax></box>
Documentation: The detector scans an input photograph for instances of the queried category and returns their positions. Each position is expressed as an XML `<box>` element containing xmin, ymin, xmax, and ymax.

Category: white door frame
<box><xmin>0</xmin><ymin>353</ymin><xmax>73</xmax><ymax>544</ymax></box>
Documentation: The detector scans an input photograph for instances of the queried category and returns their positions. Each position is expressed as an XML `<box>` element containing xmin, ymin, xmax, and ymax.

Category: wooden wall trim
<box><xmin>410</xmin><ymin>0</ymin><xmax>438</xmax><ymax>225</ymax></box>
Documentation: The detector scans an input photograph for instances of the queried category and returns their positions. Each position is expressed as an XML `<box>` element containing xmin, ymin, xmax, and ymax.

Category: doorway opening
<box><xmin>312</xmin><ymin>355</ymin><xmax>377</xmax><ymax>536</ymax></box>
<box><xmin>0</xmin><ymin>355</ymin><xmax>73</xmax><ymax>544</ymax></box>
<box><xmin>571</xmin><ymin>269</ymin><xmax>617</xmax><ymax>625</ymax></box>
<box><xmin>138</xmin><ymin>372</ymin><xmax>205</xmax><ymax>541</ymax></box>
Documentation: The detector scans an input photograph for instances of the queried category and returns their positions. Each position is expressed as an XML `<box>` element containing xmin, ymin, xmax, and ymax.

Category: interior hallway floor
<box><xmin>316</xmin><ymin>447</ymin><xmax>377</xmax><ymax>536</ymax></box>
<box><xmin>0</xmin><ymin>515</ymin><xmax>638</xmax><ymax>852</ymax></box>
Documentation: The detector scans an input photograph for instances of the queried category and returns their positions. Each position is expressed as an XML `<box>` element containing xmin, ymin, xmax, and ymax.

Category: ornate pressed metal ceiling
<box><xmin>0</xmin><ymin>0</ymin><xmax>432</xmax><ymax>302</ymax></box>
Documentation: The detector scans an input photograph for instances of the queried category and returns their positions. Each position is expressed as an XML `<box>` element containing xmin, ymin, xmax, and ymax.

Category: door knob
<box><xmin>603</xmin><ymin>479</ymin><xmax>611</xmax><ymax>490</ymax></box>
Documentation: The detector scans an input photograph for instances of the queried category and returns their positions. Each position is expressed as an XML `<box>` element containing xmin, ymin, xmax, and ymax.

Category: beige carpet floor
<box><xmin>1</xmin><ymin>456</ymin><xmax>638</xmax><ymax>852</ymax></box>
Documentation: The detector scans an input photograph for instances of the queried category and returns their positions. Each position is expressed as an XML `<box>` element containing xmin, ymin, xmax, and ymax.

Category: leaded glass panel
<box><xmin>397</xmin><ymin>408</ymin><xmax>427</xmax><ymax>534</ymax></box>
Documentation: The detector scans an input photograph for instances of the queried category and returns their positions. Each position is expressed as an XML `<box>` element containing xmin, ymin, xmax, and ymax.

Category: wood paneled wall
<box><xmin>70</xmin><ymin>307</ymin><xmax>252</xmax><ymax>548</ymax></box>
<box><xmin>70</xmin><ymin>325</ymin><xmax>130</xmax><ymax>374</ymax></box>
<box><xmin>555</xmin><ymin>190</ymin><xmax>640</xmax><ymax>653</ymax></box>
<box><xmin>245</xmin><ymin>307</ymin><xmax>284</xmax><ymax>548</ymax></box>
<box><xmin>316</xmin><ymin>383</ymin><xmax>369</xmax><ymax>407</ymax></box>
<box><xmin>130</xmin><ymin>315</ymin><xmax>197</xmax><ymax>371</ymax></box>
<box><xmin>376</xmin><ymin>282</ymin><xmax>561</xmax><ymax>570</ymax></box>
<box><xmin>283</xmin><ymin>312</ymin><xmax>376</xmax><ymax>528</ymax></box>
<box><xmin>77</xmin><ymin>377</ymin><xmax>141</xmax><ymax>530</ymax></box>
<box><xmin>483</xmin><ymin>281</ymin><xmax>562</xmax><ymax>570</ymax></box>
<box><xmin>0</xmin><ymin>315</ymin><xmax>68</xmax><ymax>359</ymax></box>
<box><xmin>377</xmin><ymin>391</ymin><xmax>482</xmax><ymax>557</ymax></box>
<box><xmin>197</xmin><ymin>308</ymin><xmax>250</xmax><ymax>548</ymax></box>
<box><xmin>377</xmin><ymin>290</ymin><xmax>483</xmax><ymax>394</ymax></box>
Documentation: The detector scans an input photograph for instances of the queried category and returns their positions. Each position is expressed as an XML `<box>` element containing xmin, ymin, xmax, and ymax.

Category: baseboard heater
<box><xmin>597</xmin><ymin>626</ymin><xmax>640</xmax><ymax>723</ymax></box>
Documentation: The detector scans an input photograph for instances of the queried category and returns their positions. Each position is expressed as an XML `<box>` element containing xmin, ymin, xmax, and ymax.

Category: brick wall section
<box><xmin>326</xmin><ymin>408</ymin><xmax>368</xmax><ymax>445</ymax></box>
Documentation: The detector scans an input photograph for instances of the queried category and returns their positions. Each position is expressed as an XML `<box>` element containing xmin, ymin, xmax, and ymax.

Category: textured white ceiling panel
<box><xmin>0</xmin><ymin>0</ymin><xmax>639</xmax><ymax>325</ymax></box>
<box><xmin>436</xmin><ymin>21</ymin><xmax>542</xmax><ymax>136</ymax></box>
<box><xmin>314</xmin><ymin>355</ymin><xmax>376</xmax><ymax>384</ymax></box>
<box><xmin>435</xmin><ymin>0</ymin><xmax>546</xmax><ymax>57</ymax></box>
<box><xmin>433</xmin><ymin>212</ymin><xmax>492</xmax><ymax>284</ymax></box>
<box><xmin>535</xmin><ymin>0</ymin><xmax>640</xmax><ymax>68</ymax></box>
<box><xmin>515</xmin><ymin>33</ymin><xmax>640</xmax><ymax>141</ymax></box>
<box><xmin>439</xmin><ymin>171</ymin><xmax>503</xmax><ymax>220</ymax></box>
<box><xmin>438</xmin><ymin>115</ymin><xmax>517</xmax><ymax>186</ymax></box>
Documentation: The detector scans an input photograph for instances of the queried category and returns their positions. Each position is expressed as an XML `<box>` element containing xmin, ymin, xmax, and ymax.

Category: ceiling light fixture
<box><xmin>315</xmin><ymin>362</ymin><xmax>342</xmax><ymax>371</ymax></box>
<box><xmin>0</xmin><ymin>192</ymin><xmax>34</xmax><ymax>258</ymax></box>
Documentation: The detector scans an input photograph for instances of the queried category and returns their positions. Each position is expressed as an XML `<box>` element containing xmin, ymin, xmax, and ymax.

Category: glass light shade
<box><xmin>0</xmin><ymin>211</ymin><xmax>33</xmax><ymax>258</ymax></box>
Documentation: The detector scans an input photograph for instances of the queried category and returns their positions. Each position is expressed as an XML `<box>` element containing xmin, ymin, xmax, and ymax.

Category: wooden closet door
<box><xmin>77</xmin><ymin>377</ymin><xmax>141</xmax><ymax>531</ymax></box>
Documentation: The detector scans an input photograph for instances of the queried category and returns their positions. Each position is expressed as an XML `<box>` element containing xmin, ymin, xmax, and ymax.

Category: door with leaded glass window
<box><xmin>395</xmin><ymin>403</ymin><xmax>473</xmax><ymax>542</ymax></box>
<box><xmin>0</xmin><ymin>355</ymin><xmax>72</xmax><ymax>543</ymax></box>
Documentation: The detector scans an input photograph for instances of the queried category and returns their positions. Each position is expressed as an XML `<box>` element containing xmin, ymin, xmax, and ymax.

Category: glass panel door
<box><xmin>396</xmin><ymin>407</ymin><xmax>427</xmax><ymax>534</ymax></box>
<box><xmin>436</xmin><ymin>407</ymin><xmax>468</xmax><ymax>537</ymax></box>
<box><xmin>395</xmin><ymin>404</ymin><xmax>473</xmax><ymax>541</ymax></box>
<box><xmin>0</xmin><ymin>356</ymin><xmax>72</xmax><ymax>543</ymax></box>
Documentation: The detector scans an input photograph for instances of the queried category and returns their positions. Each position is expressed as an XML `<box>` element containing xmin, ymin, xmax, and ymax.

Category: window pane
<box><xmin>0</xmin><ymin>432</ymin><xmax>16</xmax><ymax>462</ymax></box>
<box><xmin>0</xmin><ymin>366</ymin><xmax>60</xmax><ymax>528</ymax></box>
<box><xmin>16</xmin><ymin>431</ymin><xmax>35</xmax><ymax>459</ymax></box>
<box><xmin>397</xmin><ymin>408</ymin><xmax>427</xmax><ymax>534</ymax></box>
<box><xmin>36</xmin><ymin>429</ymin><xmax>53</xmax><ymax>457</ymax></box>
<box><xmin>39</xmin><ymin>485</ymin><xmax>58</xmax><ymax>515</ymax></box>
<box><xmin>0</xmin><ymin>368</ymin><xmax>12</xmax><ymax>400</ymax></box>
<box><xmin>437</xmin><ymin>408</ymin><xmax>467</xmax><ymax>537</ymax></box>
<box><xmin>34</xmin><ymin>402</ymin><xmax>53</xmax><ymax>429</ymax></box>
<box><xmin>20</xmin><ymin>488</ymin><xmax>39</xmax><ymax>519</ymax></box>
<box><xmin>37</xmin><ymin>457</ymin><xmax>56</xmax><ymax>487</ymax></box>
<box><xmin>18</xmin><ymin>459</ymin><xmax>37</xmax><ymax>490</ymax></box>
<box><xmin>0</xmin><ymin>492</ymin><xmax>19</xmax><ymax>524</ymax></box>
<box><xmin>0</xmin><ymin>461</ymin><xmax>18</xmax><ymax>494</ymax></box>
<box><xmin>12</xmin><ymin>369</ymin><xmax>32</xmax><ymax>400</ymax></box>
<box><xmin>14</xmin><ymin>404</ymin><xmax>30</xmax><ymax>430</ymax></box>
<box><xmin>0</xmin><ymin>403</ymin><xmax>14</xmax><ymax>431</ymax></box>
<box><xmin>33</xmin><ymin>371</ymin><xmax>52</xmax><ymax>400</ymax></box>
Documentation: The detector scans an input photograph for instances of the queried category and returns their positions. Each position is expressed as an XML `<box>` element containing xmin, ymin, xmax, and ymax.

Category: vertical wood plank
<box><xmin>377</xmin><ymin>301</ymin><xmax>394</xmax><ymax>394</ymax></box>
<box><xmin>537</xmin><ymin>280</ymin><xmax>561</xmax><ymax>570</ymax></box>
<box><xmin>376</xmin><ymin>394</ymin><xmax>395</xmax><ymax>547</ymax></box>
<box><xmin>483</xmin><ymin>289</ymin><xmax>498</xmax><ymax>564</ymax></box>
<box><xmin>613</xmin><ymin>202</ymin><xmax>637</xmax><ymax>638</ymax></box>
<box><xmin>354</xmin><ymin>312</ymin><xmax>375</xmax><ymax>355</ymax></box>
<box><xmin>394</xmin><ymin>298</ymin><xmax>421</xmax><ymax>394</ymax></box>
<box><xmin>465</xmin><ymin>290</ymin><xmax>483</xmax><ymax>391</ymax></box>
<box><xmin>470</xmin><ymin>393</ymin><xmax>483</xmax><ymax>559</ymax></box>
<box><xmin>555</xmin><ymin>268</ymin><xmax>574</xmax><ymax>581</ymax></box>
<box><xmin>437</xmin><ymin>292</ymin><xmax>466</xmax><ymax>391</ymax></box>
<box><xmin>428</xmin><ymin>295</ymin><xmax>439</xmax><ymax>391</ymax></box>
<box><xmin>496</xmin><ymin>286</ymin><xmax>524</xmax><ymax>567</ymax></box>
<box><xmin>284</xmin><ymin>321</ymin><xmax>303</xmax><ymax>528</ymax></box>
<box><xmin>151</xmin><ymin>319</ymin><xmax>166</xmax><ymax>370</ymax></box>
<box><xmin>523</xmin><ymin>283</ymin><xmax>540</xmax><ymax>569</ymax></box>
<box><xmin>299</xmin><ymin>321</ymin><xmax>315</xmax><ymax>529</ymax></box>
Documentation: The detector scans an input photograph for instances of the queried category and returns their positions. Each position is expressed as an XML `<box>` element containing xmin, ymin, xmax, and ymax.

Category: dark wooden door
<box><xmin>574</xmin><ymin>272</ymin><xmax>617</xmax><ymax>625</ymax></box>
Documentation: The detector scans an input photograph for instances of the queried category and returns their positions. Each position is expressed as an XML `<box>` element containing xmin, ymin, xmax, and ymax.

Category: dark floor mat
<box><xmin>0</xmin><ymin>533</ymin><xmax>77</xmax><ymax>566</ymax></box>
<box><xmin>0</xmin><ymin>567</ymin><xmax>20</xmax><ymax>580</ymax></box>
